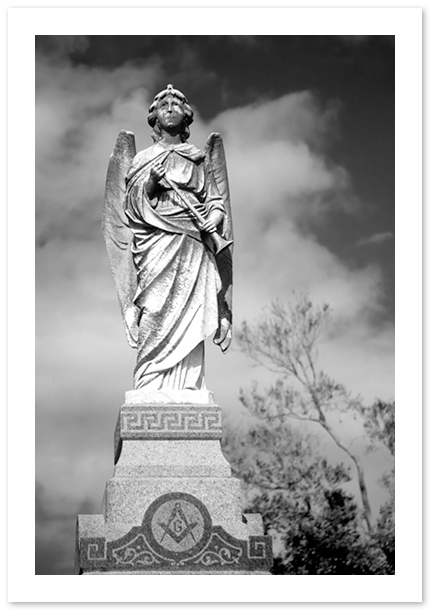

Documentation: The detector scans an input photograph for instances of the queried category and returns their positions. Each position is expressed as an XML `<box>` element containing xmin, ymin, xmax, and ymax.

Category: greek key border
<box><xmin>114</xmin><ymin>404</ymin><xmax>222</xmax><ymax>462</ymax></box>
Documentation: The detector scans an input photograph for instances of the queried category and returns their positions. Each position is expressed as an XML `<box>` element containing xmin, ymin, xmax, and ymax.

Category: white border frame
<box><xmin>8</xmin><ymin>6</ymin><xmax>422</xmax><ymax>604</ymax></box>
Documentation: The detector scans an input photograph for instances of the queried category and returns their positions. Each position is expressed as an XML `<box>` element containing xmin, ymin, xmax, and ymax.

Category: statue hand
<box><xmin>145</xmin><ymin>163</ymin><xmax>166</xmax><ymax>202</ymax></box>
<box><xmin>150</xmin><ymin>163</ymin><xmax>166</xmax><ymax>184</ymax></box>
<box><xmin>213</xmin><ymin>317</ymin><xmax>232</xmax><ymax>352</ymax></box>
<box><xmin>200</xmin><ymin>210</ymin><xmax>223</xmax><ymax>234</ymax></box>
<box><xmin>124</xmin><ymin>305</ymin><xmax>139</xmax><ymax>349</ymax></box>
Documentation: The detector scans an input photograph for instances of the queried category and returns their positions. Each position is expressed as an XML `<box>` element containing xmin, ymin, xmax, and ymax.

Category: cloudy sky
<box><xmin>35</xmin><ymin>34</ymin><xmax>395</xmax><ymax>576</ymax></box>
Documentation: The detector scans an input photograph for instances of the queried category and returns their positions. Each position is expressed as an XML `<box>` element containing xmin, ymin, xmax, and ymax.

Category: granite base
<box><xmin>75</xmin><ymin>391</ymin><xmax>273</xmax><ymax>575</ymax></box>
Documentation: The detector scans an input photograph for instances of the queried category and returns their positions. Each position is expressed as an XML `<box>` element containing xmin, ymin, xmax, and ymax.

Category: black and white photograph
<box><xmin>7</xmin><ymin>5</ymin><xmax>422</xmax><ymax>604</ymax></box>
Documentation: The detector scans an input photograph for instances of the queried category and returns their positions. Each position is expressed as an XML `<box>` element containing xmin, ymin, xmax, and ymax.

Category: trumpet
<box><xmin>163</xmin><ymin>175</ymin><xmax>233</xmax><ymax>255</ymax></box>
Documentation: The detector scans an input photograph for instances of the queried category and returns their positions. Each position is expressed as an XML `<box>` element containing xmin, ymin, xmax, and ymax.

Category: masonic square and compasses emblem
<box><xmin>79</xmin><ymin>491</ymin><xmax>273</xmax><ymax>571</ymax></box>
<box><xmin>145</xmin><ymin>492</ymin><xmax>212</xmax><ymax>558</ymax></box>
<box><xmin>158</xmin><ymin>502</ymin><xmax>199</xmax><ymax>545</ymax></box>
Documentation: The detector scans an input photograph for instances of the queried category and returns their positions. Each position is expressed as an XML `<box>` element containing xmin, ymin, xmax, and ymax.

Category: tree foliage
<box><xmin>270</xmin><ymin>490</ymin><xmax>390</xmax><ymax>575</ymax></box>
<box><xmin>361</xmin><ymin>399</ymin><xmax>395</xmax><ymax>572</ymax></box>
<box><xmin>223</xmin><ymin>383</ymin><xmax>351</xmax><ymax>512</ymax></box>
<box><xmin>222</xmin><ymin>393</ymin><xmax>351</xmax><ymax>531</ymax></box>
<box><xmin>236</xmin><ymin>295</ymin><xmax>373</xmax><ymax>531</ymax></box>
<box><xmin>223</xmin><ymin>294</ymin><xmax>394</xmax><ymax>574</ymax></box>
<box><xmin>361</xmin><ymin>399</ymin><xmax>395</xmax><ymax>456</ymax></box>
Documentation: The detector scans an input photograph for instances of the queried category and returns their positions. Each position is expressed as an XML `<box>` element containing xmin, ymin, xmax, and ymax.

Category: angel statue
<box><xmin>103</xmin><ymin>84</ymin><xmax>233</xmax><ymax>391</ymax></box>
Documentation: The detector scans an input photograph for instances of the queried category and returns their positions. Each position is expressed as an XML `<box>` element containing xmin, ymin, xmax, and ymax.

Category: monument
<box><xmin>75</xmin><ymin>85</ymin><xmax>273</xmax><ymax>574</ymax></box>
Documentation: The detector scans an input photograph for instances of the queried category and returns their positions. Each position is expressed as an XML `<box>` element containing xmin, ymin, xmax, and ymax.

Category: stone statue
<box><xmin>103</xmin><ymin>85</ymin><xmax>233</xmax><ymax>391</ymax></box>
<box><xmin>76</xmin><ymin>86</ymin><xmax>272</xmax><ymax>576</ymax></box>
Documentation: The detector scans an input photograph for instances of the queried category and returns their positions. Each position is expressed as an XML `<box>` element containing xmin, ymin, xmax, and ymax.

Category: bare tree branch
<box><xmin>235</xmin><ymin>293</ymin><xmax>376</xmax><ymax>532</ymax></box>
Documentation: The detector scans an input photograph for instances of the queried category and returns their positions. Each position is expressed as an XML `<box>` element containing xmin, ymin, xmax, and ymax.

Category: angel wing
<box><xmin>205</xmin><ymin>132</ymin><xmax>233</xmax><ymax>353</ymax></box>
<box><xmin>102</xmin><ymin>130</ymin><xmax>138</xmax><ymax>348</ymax></box>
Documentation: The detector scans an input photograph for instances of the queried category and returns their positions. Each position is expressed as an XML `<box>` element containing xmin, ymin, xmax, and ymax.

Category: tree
<box><xmin>221</xmin><ymin>398</ymin><xmax>366</xmax><ymax>573</ymax></box>
<box><xmin>222</xmin><ymin>391</ymin><xmax>351</xmax><ymax>535</ymax></box>
<box><xmin>222</xmin><ymin>388</ymin><xmax>391</xmax><ymax>574</ymax></box>
<box><xmin>374</xmin><ymin>489</ymin><xmax>395</xmax><ymax>573</ymax></box>
<box><xmin>361</xmin><ymin>399</ymin><xmax>395</xmax><ymax>456</ymax></box>
<box><xmin>361</xmin><ymin>399</ymin><xmax>395</xmax><ymax>572</ymax></box>
<box><xmin>236</xmin><ymin>294</ymin><xmax>374</xmax><ymax>532</ymax></box>
<box><xmin>271</xmin><ymin>489</ymin><xmax>390</xmax><ymax>575</ymax></box>
<box><xmin>222</xmin><ymin>294</ymin><xmax>395</xmax><ymax>573</ymax></box>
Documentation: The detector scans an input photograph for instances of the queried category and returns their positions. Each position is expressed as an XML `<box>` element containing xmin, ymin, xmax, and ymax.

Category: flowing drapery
<box><xmin>124</xmin><ymin>142</ymin><xmax>224</xmax><ymax>390</ymax></box>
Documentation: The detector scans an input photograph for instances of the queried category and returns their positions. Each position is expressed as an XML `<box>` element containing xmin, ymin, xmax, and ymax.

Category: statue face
<box><xmin>156</xmin><ymin>95</ymin><xmax>185</xmax><ymax>131</ymax></box>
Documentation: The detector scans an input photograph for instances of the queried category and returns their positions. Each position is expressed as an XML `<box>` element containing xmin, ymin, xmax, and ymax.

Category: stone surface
<box><xmin>114</xmin><ymin>403</ymin><xmax>222</xmax><ymax>463</ymax></box>
<box><xmin>102</xmin><ymin>477</ymin><xmax>246</xmax><ymax>536</ymax></box>
<box><xmin>104</xmin><ymin>85</ymin><xmax>233</xmax><ymax>391</ymax></box>
<box><xmin>75</xmin><ymin>395</ymin><xmax>273</xmax><ymax>574</ymax></box>
<box><xmin>76</xmin><ymin>492</ymin><xmax>272</xmax><ymax>574</ymax></box>
<box><xmin>76</xmin><ymin>85</ymin><xmax>271</xmax><ymax>575</ymax></box>
<box><xmin>114</xmin><ymin>440</ymin><xmax>231</xmax><ymax>477</ymax></box>
<box><xmin>75</xmin><ymin>393</ymin><xmax>274</xmax><ymax>574</ymax></box>
<box><xmin>125</xmin><ymin>389</ymin><xmax>215</xmax><ymax>405</ymax></box>
<box><xmin>82</xmin><ymin>571</ymin><xmax>267</xmax><ymax>575</ymax></box>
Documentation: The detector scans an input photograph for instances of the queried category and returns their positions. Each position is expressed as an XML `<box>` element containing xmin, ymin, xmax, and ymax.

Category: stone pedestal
<box><xmin>75</xmin><ymin>390</ymin><xmax>273</xmax><ymax>574</ymax></box>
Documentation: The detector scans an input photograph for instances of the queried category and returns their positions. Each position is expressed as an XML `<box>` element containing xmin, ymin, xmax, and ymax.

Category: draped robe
<box><xmin>124</xmin><ymin>141</ymin><xmax>226</xmax><ymax>390</ymax></box>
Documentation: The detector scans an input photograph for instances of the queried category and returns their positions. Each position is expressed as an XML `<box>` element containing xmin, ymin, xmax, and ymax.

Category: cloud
<box><xmin>36</xmin><ymin>54</ymin><xmax>162</xmax><ymax>247</ymax></box>
<box><xmin>355</xmin><ymin>231</ymin><xmax>394</xmax><ymax>247</ymax></box>
<box><xmin>35</xmin><ymin>50</ymin><xmax>394</xmax><ymax>408</ymax></box>
<box><xmin>36</xmin><ymin>35</ymin><xmax>90</xmax><ymax>59</ymax></box>
<box><xmin>35</xmin><ymin>48</ymin><xmax>393</xmax><ymax>573</ymax></box>
<box><xmin>191</xmin><ymin>94</ymin><xmax>386</xmax><ymax>331</ymax></box>
<box><xmin>36</xmin><ymin>482</ymin><xmax>99</xmax><ymax>574</ymax></box>
<box><xmin>207</xmin><ymin>91</ymin><xmax>342</xmax><ymax>150</ymax></box>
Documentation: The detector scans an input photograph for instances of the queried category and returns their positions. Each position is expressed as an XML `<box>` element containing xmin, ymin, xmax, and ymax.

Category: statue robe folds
<box><xmin>124</xmin><ymin>142</ymin><xmax>226</xmax><ymax>390</ymax></box>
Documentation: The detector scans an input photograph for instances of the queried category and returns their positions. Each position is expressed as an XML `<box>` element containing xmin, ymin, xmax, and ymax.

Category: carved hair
<box><xmin>147</xmin><ymin>84</ymin><xmax>194</xmax><ymax>143</ymax></box>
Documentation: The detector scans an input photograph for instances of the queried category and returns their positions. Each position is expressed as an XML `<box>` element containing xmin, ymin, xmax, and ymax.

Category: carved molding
<box><xmin>77</xmin><ymin>492</ymin><xmax>273</xmax><ymax>574</ymax></box>
<box><xmin>114</xmin><ymin>405</ymin><xmax>222</xmax><ymax>462</ymax></box>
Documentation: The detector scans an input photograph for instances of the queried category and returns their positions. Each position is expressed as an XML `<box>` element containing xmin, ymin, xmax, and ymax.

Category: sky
<box><xmin>35</xmin><ymin>34</ymin><xmax>395</xmax><ymax>576</ymax></box>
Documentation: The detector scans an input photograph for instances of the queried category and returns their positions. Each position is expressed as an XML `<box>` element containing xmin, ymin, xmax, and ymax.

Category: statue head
<box><xmin>148</xmin><ymin>84</ymin><xmax>194</xmax><ymax>143</ymax></box>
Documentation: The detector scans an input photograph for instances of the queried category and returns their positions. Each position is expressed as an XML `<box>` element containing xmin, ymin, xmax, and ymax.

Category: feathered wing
<box><xmin>205</xmin><ymin>132</ymin><xmax>233</xmax><ymax>353</ymax></box>
<box><xmin>102</xmin><ymin>130</ymin><xmax>138</xmax><ymax>348</ymax></box>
